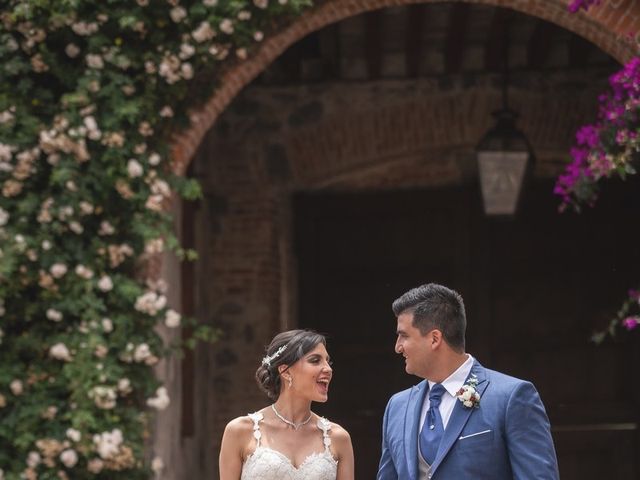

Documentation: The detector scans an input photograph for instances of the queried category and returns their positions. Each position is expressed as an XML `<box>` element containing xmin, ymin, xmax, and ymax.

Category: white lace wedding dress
<box><xmin>240</xmin><ymin>412</ymin><xmax>338</xmax><ymax>480</ymax></box>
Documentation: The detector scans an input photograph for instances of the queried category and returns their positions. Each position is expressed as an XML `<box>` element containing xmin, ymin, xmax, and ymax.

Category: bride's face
<box><xmin>285</xmin><ymin>343</ymin><xmax>333</xmax><ymax>402</ymax></box>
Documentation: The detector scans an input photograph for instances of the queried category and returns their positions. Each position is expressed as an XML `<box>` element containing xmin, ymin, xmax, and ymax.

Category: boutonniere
<box><xmin>456</xmin><ymin>374</ymin><xmax>481</xmax><ymax>408</ymax></box>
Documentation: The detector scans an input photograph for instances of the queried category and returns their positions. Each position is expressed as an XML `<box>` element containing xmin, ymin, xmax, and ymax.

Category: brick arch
<box><xmin>282</xmin><ymin>84</ymin><xmax>600</xmax><ymax>189</ymax></box>
<box><xmin>171</xmin><ymin>0</ymin><xmax>638</xmax><ymax>173</ymax></box>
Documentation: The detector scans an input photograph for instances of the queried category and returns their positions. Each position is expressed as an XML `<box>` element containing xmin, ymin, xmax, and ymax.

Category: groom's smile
<box><xmin>395</xmin><ymin>312</ymin><xmax>433</xmax><ymax>379</ymax></box>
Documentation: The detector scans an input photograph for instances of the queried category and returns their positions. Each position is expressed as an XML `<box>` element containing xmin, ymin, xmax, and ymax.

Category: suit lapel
<box><xmin>404</xmin><ymin>380</ymin><xmax>428</xmax><ymax>480</ymax></box>
<box><xmin>430</xmin><ymin>361</ymin><xmax>490</xmax><ymax>474</ymax></box>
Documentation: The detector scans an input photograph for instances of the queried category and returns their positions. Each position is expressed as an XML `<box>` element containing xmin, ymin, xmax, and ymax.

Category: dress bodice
<box><xmin>240</xmin><ymin>411</ymin><xmax>338</xmax><ymax>480</ymax></box>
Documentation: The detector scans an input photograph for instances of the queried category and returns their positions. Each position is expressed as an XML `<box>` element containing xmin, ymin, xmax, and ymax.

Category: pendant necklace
<box><xmin>271</xmin><ymin>404</ymin><xmax>312</xmax><ymax>431</ymax></box>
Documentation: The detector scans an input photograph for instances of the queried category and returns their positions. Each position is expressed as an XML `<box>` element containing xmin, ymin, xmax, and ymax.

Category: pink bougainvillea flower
<box><xmin>568</xmin><ymin>0</ymin><xmax>601</xmax><ymax>13</ymax></box>
<box><xmin>622</xmin><ymin>317</ymin><xmax>639</xmax><ymax>331</ymax></box>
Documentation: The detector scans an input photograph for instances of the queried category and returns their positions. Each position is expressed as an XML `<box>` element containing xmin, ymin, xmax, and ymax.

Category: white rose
<box><xmin>94</xmin><ymin>344</ymin><xmax>108</xmax><ymax>358</ymax></box>
<box><xmin>83</xmin><ymin>115</ymin><xmax>98</xmax><ymax>132</ymax></box>
<box><xmin>164</xmin><ymin>309</ymin><xmax>181</xmax><ymax>328</ymax></box>
<box><xmin>170</xmin><ymin>6</ymin><xmax>187</xmax><ymax>22</ymax></box>
<box><xmin>117</xmin><ymin>378</ymin><xmax>132</xmax><ymax>394</ymax></box>
<box><xmin>50</xmin><ymin>263</ymin><xmax>67</xmax><ymax>278</ymax></box>
<box><xmin>145</xmin><ymin>238</ymin><xmax>164</xmax><ymax>254</ymax></box>
<box><xmin>27</xmin><ymin>451</ymin><xmax>41</xmax><ymax>468</ymax></box>
<box><xmin>64</xmin><ymin>43</ymin><xmax>80</xmax><ymax>58</ymax></box>
<box><xmin>102</xmin><ymin>317</ymin><xmax>113</xmax><ymax>332</ymax></box>
<box><xmin>192</xmin><ymin>22</ymin><xmax>216</xmax><ymax>43</ymax></box>
<box><xmin>87</xmin><ymin>458</ymin><xmax>104</xmax><ymax>473</ymax></box>
<box><xmin>0</xmin><ymin>207</ymin><xmax>8</xmax><ymax>226</ymax></box>
<box><xmin>134</xmin><ymin>343</ymin><xmax>151</xmax><ymax>362</ymax></box>
<box><xmin>181</xmin><ymin>63</ymin><xmax>194</xmax><ymax>79</ymax></box>
<box><xmin>147</xmin><ymin>387</ymin><xmax>170</xmax><ymax>410</ymax></box>
<box><xmin>179</xmin><ymin>43</ymin><xmax>195</xmax><ymax>59</ymax></box>
<box><xmin>79</xmin><ymin>201</ymin><xmax>94</xmax><ymax>215</ymax></box>
<box><xmin>135</xmin><ymin>291</ymin><xmax>167</xmax><ymax>315</ymax></box>
<box><xmin>159</xmin><ymin>107</ymin><xmax>173</xmax><ymax>118</ymax></box>
<box><xmin>69</xmin><ymin>221</ymin><xmax>84</xmax><ymax>234</ymax></box>
<box><xmin>66</xmin><ymin>428</ymin><xmax>81</xmax><ymax>442</ymax></box>
<box><xmin>0</xmin><ymin>143</ymin><xmax>13</xmax><ymax>162</ymax></box>
<box><xmin>46</xmin><ymin>308</ymin><xmax>63</xmax><ymax>322</ymax></box>
<box><xmin>151</xmin><ymin>456</ymin><xmax>165</xmax><ymax>474</ymax></box>
<box><xmin>75</xmin><ymin>264</ymin><xmax>94</xmax><ymax>279</ymax></box>
<box><xmin>220</xmin><ymin>19</ymin><xmax>234</xmax><ymax>35</ymax></box>
<box><xmin>93</xmin><ymin>429</ymin><xmax>123</xmax><ymax>459</ymax></box>
<box><xmin>148</xmin><ymin>153</ymin><xmax>161</xmax><ymax>165</ymax></box>
<box><xmin>10</xmin><ymin>379</ymin><xmax>23</xmax><ymax>395</ymax></box>
<box><xmin>86</xmin><ymin>54</ymin><xmax>104</xmax><ymax>69</ymax></box>
<box><xmin>254</xmin><ymin>0</ymin><xmax>268</xmax><ymax>8</ymax></box>
<box><xmin>127</xmin><ymin>159</ymin><xmax>143</xmax><ymax>178</ymax></box>
<box><xmin>99</xmin><ymin>221</ymin><xmax>115</xmax><ymax>236</ymax></box>
<box><xmin>60</xmin><ymin>449</ymin><xmax>78</xmax><ymax>468</ymax></box>
<box><xmin>97</xmin><ymin>275</ymin><xmax>113</xmax><ymax>292</ymax></box>
<box><xmin>89</xmin><ymin>386</ymin><xmax>117</xmax><ymax>409</ymax></box>
<box><xmin>49</xmin><ymin>343</ymin><xmax>72</xmax><ymax>361</ymax></box>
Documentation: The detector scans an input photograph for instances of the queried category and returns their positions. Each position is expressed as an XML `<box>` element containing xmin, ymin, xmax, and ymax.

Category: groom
<box><xmin>377</xmin><ymin>283</ymin><xmax>559</xmax><ymax>479</ymax></box>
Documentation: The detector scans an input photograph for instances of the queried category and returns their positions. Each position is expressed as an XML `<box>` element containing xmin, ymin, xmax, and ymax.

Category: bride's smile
<box><xmin>282</xmin><ymin>343</ymin><xmax>333</xmax><ymax>403</ymax></box>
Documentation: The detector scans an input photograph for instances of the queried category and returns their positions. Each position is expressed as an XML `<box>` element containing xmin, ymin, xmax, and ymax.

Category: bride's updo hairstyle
<box><xmin>255</xmin><ymin>329</ymin><xmax>326</xmax><ymax>400</ymax></box>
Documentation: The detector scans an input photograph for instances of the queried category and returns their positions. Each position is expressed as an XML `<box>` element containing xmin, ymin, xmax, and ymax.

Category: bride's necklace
<box><xmin>271</xmin><ymin>404</ymin><xmax>312</xmax><ymax>431</ymax></box>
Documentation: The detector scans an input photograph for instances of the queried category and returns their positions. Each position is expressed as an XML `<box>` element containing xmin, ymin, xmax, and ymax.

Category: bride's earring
<box><xmin>288</xmin><ymin>376</ymin><xmax>293</xmax><ymax>388</ymax></box>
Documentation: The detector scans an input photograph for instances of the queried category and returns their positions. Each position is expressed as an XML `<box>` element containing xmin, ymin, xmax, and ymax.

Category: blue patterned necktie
<box><xmin>419</xmin><ymin>383</ymin><xmax>446</xmax><ymax>465</ymax></box>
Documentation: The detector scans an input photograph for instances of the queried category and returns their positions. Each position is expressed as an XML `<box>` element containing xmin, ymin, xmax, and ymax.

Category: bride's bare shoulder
<box><xmin>224</xmin><ymin>413</ymin><xmax>261</xmax><ymax>437</ymax></box>
<box><xmin>224</xmin><ymin>411</ymin><xmax>263</xmax><ymax>437</ymax></box>
<box><xmin>327</xmin><ymin>421</ymin><xmax>353</xmax><ymax>455</ymax></box>
<box><xmin>328</xmin><ymin>422</ymin><xmax>352</xmax><ymax>443</ymax></box>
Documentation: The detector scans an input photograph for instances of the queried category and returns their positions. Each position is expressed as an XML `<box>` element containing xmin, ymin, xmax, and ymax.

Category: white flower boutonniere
<box><xmin>456</xmin><ymin>374</ymin><xmax>481</xmax><ymax>408</ymax></box>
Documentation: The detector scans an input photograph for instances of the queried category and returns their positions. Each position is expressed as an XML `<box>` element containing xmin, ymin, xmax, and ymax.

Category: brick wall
<box><xmin>170</xmin><ymin>0</ymin><xmax>638</xmax><ymax>174</ymax></box>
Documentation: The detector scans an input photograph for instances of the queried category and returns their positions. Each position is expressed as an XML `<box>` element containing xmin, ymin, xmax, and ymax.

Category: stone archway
<box><xmin>171</xmin><ymin>0</ymin><xmax>639</xmax><ymax>174</ymax></box>
<box><xmin>155</xmin><ymin>2</ymin><xmax>640</xmax><ymax>479</ymax></box>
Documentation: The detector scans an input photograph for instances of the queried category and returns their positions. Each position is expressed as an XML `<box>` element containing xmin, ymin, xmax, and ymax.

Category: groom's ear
<box><xmin>430</xmin><ymin>329</ymin><xmax>443</xmax><ymax>348</ymax></box>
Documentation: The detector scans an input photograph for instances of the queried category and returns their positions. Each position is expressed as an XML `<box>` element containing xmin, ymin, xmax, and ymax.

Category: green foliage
<box><xmin>0</xmin><ymin>0</ymin><xmax>315</xmax><ymax>477</ymax></box>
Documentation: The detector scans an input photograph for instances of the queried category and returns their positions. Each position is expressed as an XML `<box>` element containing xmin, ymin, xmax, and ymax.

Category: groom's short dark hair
<box><xmin>392</xmin><ymin>283</ymin><xmax>466</xmax><ymax>352</ymax></box>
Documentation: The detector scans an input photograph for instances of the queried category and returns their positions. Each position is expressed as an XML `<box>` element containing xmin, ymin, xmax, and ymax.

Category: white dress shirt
<box><xmin>418</xmin><ymin>354</ymin><xmax>475</xmax><ymax>479</ymax></box>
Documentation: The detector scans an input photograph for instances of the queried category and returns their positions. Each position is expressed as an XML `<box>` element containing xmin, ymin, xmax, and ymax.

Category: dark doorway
<box><xmin>294</xmin><ymin>180</ymin><xmax>640</xmax><ymax>479</ymax></box>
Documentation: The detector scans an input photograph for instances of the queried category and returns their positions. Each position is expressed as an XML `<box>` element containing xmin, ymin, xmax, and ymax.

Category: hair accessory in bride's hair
<box><xmin>261</xmin><ymin>344</ymin><xmax>287</xmax><ymax>367</ymax></box>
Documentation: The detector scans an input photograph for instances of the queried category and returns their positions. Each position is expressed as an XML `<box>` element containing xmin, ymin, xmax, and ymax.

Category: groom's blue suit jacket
<box><xmin>377</xmin><ymin>360</ymin><xmax>559</xmax><ymax>480</ymax></box>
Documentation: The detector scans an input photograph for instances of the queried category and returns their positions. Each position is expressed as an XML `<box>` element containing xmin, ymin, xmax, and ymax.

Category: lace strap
<box><xmin>247</xmin><ymin>412</ymin><xmax>264</xmax><ymax>447</ymax></box>
<box><xmin>316</xmin><ymin>417</ymin><xmax>332</xmax><ymax>452</ymax></box>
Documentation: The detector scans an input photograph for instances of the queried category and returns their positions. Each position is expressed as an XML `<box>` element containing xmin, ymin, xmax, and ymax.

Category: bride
<box><xmin>219</xmin><ymin>329</ymin><xmax>354</xmax><ymax>480</ymax></box>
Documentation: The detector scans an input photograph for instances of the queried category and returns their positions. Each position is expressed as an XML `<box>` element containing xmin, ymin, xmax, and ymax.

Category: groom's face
<box><xmin>395</xmin><ymin>312</ymin><xmax>433</xmax><ymax>379</ymax></box>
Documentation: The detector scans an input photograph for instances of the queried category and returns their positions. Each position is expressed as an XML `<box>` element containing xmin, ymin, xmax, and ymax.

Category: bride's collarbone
<box><xmin>253</xmin><ymin>418</ymin><xmax>329</xmax><ymax>466</ymax></box>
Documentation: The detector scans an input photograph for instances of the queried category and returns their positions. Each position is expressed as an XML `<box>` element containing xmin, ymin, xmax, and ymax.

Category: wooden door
<box><xmin>294</xmin><ymin>179</ymin><xmax>640</xmax><ymax>479</ymax></box>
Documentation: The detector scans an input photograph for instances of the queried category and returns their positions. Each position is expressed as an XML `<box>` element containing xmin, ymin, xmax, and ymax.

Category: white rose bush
<box><xmin>0</xmin><ymin>0</ymin><xmax>313</xmax><ymax>477</ymax></box>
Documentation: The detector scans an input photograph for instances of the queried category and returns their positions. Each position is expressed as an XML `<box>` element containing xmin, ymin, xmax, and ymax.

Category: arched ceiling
<box><xmin>259</xmin><ymin>3</ymin><xmax>617</xmax><ymax>84</ymax></box>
